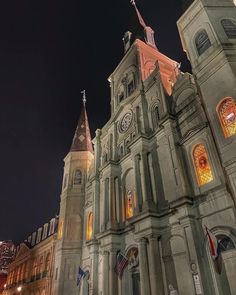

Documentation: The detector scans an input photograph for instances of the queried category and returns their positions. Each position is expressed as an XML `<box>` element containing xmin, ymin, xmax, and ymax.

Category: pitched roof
<box><xmin>70</xmin><ymin>103</ymin><xmax>93</xmax><ymax>153</ymax></box>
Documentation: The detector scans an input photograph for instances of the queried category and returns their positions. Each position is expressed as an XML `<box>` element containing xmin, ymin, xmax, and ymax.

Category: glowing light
<box><xmin>58</xmin><ymin>219</ymin><xmax>64</xmax><ymax>240</ymax></box>
<box><xmin>4</xmin><ymin>284</ymin><xmax>6</xmax><ymax>288</ymax></box>
<box><xmin>17</xmin><ymin>286</ymin><xmax>22</xmax><ymax>292</ymax></box>
<box><xmin>86</xmin><ymin>213</ymin><xmax>93</xmax><ymax>241</ymax></box>
<box><xmin>126</xmin><ymin>190</ymin><xmax>135</xmax><ymax>219</ymax></box>
<box><xmin>218</xmin><ymin>97</ymin><xmax>236</xmax><ymax>138</ymax></box>
<box><xmin>193</xmin><ymin>144</ymin><xmax>213</xmax><ymax>186</ymax></box>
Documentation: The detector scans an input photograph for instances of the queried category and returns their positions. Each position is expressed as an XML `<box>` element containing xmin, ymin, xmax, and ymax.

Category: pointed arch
<box><xmin>192</xmin><ymin>144</ymin><xmax>213</xmax><ymax>186</ymax></box>
<box><xmin>217</xmin><ymin>97</ymin><xmax>236</xmax><ymax>138</ymax></box>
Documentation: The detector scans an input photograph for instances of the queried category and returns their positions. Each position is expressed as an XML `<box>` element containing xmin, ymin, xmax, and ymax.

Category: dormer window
<box><xmin>128</xmin><ymin>80</ymin><xmax>135</xmax><ymax>96</ymax></box>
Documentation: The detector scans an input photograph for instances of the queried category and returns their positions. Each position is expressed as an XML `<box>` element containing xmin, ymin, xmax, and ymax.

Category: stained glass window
<box><xmin>195</xmin><ymin>30</ymin><xmax>211</xmax><ymax>56</ymax></box>
<box><xmin>222</xmin><ymin>19</ymin><xmax>236</xmax><ymax>39</ymax></box>
<box><xmin>126</xmin><ymin>190</ymin><xmax>136</xmax><ymax>219</ymax></box>
<box><xmin>193</xmin><ymin>144</ymin><xmax>213</xmax><ymax>186</ymax></box>
<box><xmin>218</xmin><ymin>97</ymin><xmax>236</xmax><ymax>138</ymax></box>
<box><xmin>86</xmin><ymin>213</ymin><xmax>93</xmax><ymax>241</ymax></box>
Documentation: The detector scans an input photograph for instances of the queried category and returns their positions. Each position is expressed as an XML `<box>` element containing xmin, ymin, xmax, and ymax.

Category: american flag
<box><xmin>114</xmin><ymin>252</ymin><xmax>128</xmax><ymax>278</ymax></box>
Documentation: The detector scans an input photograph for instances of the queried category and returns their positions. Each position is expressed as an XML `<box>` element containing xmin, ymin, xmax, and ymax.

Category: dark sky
<box><xmin>0</xmin><ymin>0</ymin><xmax>190</xmax><ymax>244</ymax></box>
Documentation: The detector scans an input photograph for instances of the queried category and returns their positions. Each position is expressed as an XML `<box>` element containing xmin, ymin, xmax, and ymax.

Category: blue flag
<box><xmin>77</xmin><ymin>267</ymin><xmax>86</xmax><ymax>286</ymax></box>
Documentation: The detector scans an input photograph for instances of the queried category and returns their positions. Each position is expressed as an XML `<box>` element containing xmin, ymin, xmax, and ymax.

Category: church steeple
<box><xmin>130</xmin><ymin>0</ymin><xmax>157</xmax><ymax>49</ymax></box>
<box><xmin>70</xmin><ymin>90</ymin><xmax>93</xmax><ymax>153</ymax></box>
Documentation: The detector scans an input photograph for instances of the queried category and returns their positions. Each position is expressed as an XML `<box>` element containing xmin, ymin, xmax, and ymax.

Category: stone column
<box><xmin>109</xmin><ymin>249</ymin><xmax>118</xmax><ymax>295</ymax></box>
<box><xmin>140</xmin><ymin>153</ymin><xmax>153</xmax><ymax>209</ymax></box>
<box><xmin>102</xmin><ymin>251</ymin><xmax>109</xmax><ymax>295</ymax></box>
<box><xmin>133</xmin><ymin>154</ymin><xmax>142</xmax><ymax>213</ymax></box>
<box><xmin>148</xmin><ymin>235</ymin><xmax>165</xmax><ymax>295</ymax></box>
<box><xmin>138</xmin><ymin>238</ymin><xmax>151</xmax><ymax>295</ymax></box>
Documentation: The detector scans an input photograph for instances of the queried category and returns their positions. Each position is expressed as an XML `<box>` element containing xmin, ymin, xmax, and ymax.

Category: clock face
<box><xmin>119</xmin><ymin>111</ymin><xmax>133</xmax><ymax>133</ymax></box>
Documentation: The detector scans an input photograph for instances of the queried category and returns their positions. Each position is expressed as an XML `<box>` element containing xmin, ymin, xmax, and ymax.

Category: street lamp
<box><xmin>17</xmin><ymin>286</ymin><xmax>22</xmax><ymax>292</ymax></box>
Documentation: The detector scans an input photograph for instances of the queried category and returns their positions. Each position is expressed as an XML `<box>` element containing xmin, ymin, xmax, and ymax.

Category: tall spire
<box><xmin>70</xmin><ymin>90</ymin><xmax>93</xmax><ymax>153</ymax></box>
<box><xmin>130</xmin><ymin>0</ymin><xmax>157</xmax><ymax>49</ymax></box>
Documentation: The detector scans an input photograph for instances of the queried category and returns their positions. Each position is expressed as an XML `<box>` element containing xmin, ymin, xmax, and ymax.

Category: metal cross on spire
<box><xmin>130</xmin><ymin>0</ymin><xmax>147</xmax><ymax>29</ymax></box>
<box><xmin>81</xmin><ymin>90</ymin><xmax>86</xmax><ymax>106</ymax></box>
<box><xmin>129</xmin><ymin>0</ymin><xmax>157</xmax><ymax>49</ymax></box>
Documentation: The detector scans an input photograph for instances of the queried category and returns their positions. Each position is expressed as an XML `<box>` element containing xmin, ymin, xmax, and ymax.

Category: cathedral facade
<box><xmin>4</xmin><ymin>0</ymin><xmax>236</xmax><ymax>295</ymax></box>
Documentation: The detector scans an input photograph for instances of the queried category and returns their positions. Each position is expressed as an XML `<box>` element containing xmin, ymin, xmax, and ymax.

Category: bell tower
<box><xmin>177</xmin><ymin>0</ymin><xmax>236</xmax><ymax>200</ymax></box>
<box><xmin>53</xmin><ymin>91</ymin><xmax>94</xmax><ymax>295</ymax></box>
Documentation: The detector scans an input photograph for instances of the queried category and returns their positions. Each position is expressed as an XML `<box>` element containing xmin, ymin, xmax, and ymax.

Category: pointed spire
<box><xmin>70</xmin><ymin>90</ymin><xmax>93</xmax><ymax>153</ymax></box>
<box><xmin>130</xmin><ymin>0</ymin><xmax>157</xmax><ymax>49</ymax></box>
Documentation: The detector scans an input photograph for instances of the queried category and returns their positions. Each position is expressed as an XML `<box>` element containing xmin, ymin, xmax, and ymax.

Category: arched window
<box><xmin>221</xmin><ymin>19</ymin><xmax>236</xmax><ymax>39</ymax></box>
<box><xmin>86</xmin><ymin>213</ymin><xmax>93</xmax><ymax>241</ymax></box>
<box><xmin>217</xmin><ymin>97</ymin><xmax>236</xmax><ymax>138</ymax></box>
<box><xmin>195</xmin><ymin>29</ymin><xmax>211</xmax><ymax>56</ymax></box>
<box><xmin>126</xmin><ymin>190</ymin><xmax>136</xmax><ymax>219</ymax></box>
<box><xmin>193</xmin><ymin>144</ymin><xmax>213</xmax><ymax>186</ymax></box>
<box><xmin>74</xmin><ymin>169</ymin><xmax>82</xmax><ymax>185</ymax></box>
<box><xmin>38</xmin><ymin>256</ymin><xmax>43</xmax><ymax>274</ymax></box>
<box><xmin>217</xmin><ymin>235</ymin><xmax>235</xmax><ymax>252</ymax></box>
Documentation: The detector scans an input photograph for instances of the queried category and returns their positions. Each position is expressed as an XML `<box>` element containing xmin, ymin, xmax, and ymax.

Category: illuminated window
<box><xmin>58</xmin><ymin>219</ymin><xmax>64</xmax><ymax>240</ymax></box>
<box><xmin>86</xmin><ymin>212</ymin><xmax>93</xmax><ymax>241</ymax></box>
<box><xmin>221</xmin><ymin>19</ymin><xmax>236</xmax><ymax>39</ymax></box>
<box><xmin>126</xmin><ymin>190</ymin><xmax>136</xmax><ymax>219</ymax></box>
<box><xmin>45</xmin><ymin>253</ymin><xmax>51</xmax><ymax>273</ymax></box>
<box><xmin>74</xmin><ymin>169</ymin><xmax>82</xmax><ymax>185</ymax></box>
<box><xmin>195</xmin><ymin>29</ymin><xmax>211</xmax><ymax>56</ymax></box>
<box><xmin>217</xmin><ymin>97</ymin><xmax>236</xmax><ymax>138</ymax></box>
<box><xmin>193</xmin><ymin>144</ymin><xmax>213</xmax><ymax>186</ymax></box>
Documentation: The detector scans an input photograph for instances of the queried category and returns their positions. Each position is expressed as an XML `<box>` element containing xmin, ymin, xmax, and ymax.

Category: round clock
<box><xmin>119</xmin><ymin>111</ymin><xmax>133</xmax><ymax>133</ymax></box>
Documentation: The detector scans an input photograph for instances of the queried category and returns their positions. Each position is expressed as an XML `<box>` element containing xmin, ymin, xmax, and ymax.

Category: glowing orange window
<box><xmin>217</xmin><ymin>97</ymin><xmax>236</xmax><ymax>138</ymax></box>
<box><xmin>86</xmin><ymin>213</ymin><xmax>93</xmax><ymax>241</ymax></box>
<box><xmin>193</xmin><ymin>144</ymin><xmax>213</xmax><ymax>186</ymax></box>
<box><xmin>126</xmin><ymin>190</ymin><xmax>136</xmax><ymax>219</ymax></box>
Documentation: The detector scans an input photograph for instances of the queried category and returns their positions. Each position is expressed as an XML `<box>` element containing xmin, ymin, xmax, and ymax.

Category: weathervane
<box><xmin>81</xmin><ymin>90</ymin><xmax>86</xmax><ymax>106</ymax></box>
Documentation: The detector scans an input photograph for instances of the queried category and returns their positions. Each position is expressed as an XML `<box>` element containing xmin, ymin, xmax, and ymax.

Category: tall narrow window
<box><xmin>74</xmin><ymin>169</ymin><xmax>82</xmax><ymax>185</ymax></box>
<box><xmin>195</xmin><ymin>29</ymin><xmax>211</xmax><ymax>56</ymax></box>
<box><xmin>217</xmin><ymin>97</ymin><xmax>236</xmax><ymax>138</ymax></box>
<box><xmin>86</xmin><ymin>212</ymin><xmax>93</xmax><ymax>241</ymax></box>
<box><xmin>126</xmin><ymin>190</ymin><xmax>136</xmax><ymax>219</ymax></box>
<box><xmin>193</xmin><ymin>144</ymin><xmax>213</xmax><ymax>186</ymax></box>
<box><xmin>222</xmin><ymin>19</ymin><xmax>236</xmax><ymax>39</ymax></box>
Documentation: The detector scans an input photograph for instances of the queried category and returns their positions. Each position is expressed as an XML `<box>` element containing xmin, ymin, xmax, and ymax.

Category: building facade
<box><xmin>5</xmin><ymin>0</ymin><xmax>236</xmax><ymax>294</ymax></box>
<box><xmin>4</xmin><ymin>218</ymin><xmax>58</xmax><ymax>295</ymax></box>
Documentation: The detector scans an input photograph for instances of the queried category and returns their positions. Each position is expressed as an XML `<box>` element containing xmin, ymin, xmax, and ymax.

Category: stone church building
<box><xmin>4</xmin><ymin>0</ymin><xmax>236</xmax><ymax>294</ymax></box>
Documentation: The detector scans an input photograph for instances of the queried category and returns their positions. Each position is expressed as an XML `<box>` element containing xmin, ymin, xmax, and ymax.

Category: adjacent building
<box><xmin>4</xmin><ymin>218</ymin><xmax>58</xmax><ymax>295</ymax></box>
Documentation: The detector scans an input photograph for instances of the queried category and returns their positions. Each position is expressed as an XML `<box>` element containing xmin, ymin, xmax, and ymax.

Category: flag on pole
<box><xmin>205</xmin><ymin>226</ymin><xmax>219</xmax><ymax>260</ymax></box>
<box><xmin>114</xmin><ymin>252</ymin><xmax>128</xmax><ymax>278</ymax></box>
<box><xmin>77</xmin><ymin>267</ymin><xmax>86</xmax><ymax>286</ymax></box>
<box><xmin>205</xmin><ymin>226</ymin><xmax>222</xmax><ymax>274</ymax></box>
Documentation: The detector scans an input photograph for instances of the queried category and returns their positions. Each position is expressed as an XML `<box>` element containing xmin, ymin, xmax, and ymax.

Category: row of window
<box><xmin>7</xmin><ymin>253</ymin><xmax>51</xmax><ymax>286</ymax></box>
<box><xmin>195</xmin><ymin>19</ymin><xmax>236</xmax><ymax>56</ymax></box>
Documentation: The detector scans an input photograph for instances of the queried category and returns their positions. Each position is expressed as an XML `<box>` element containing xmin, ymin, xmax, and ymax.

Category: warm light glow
<box><xmin>4</xmin><ymin>284</ymin><xmax>6</xmax><ymax>288</ymax></box>
<box><xmin>126</xmin><ymin>190</ymin><xmax>135</xmax><ymax>219</ymax></box>
<box><xmin>58</xmin><ymin>219</ymin><xmax>64</xmax><ymax>239</ymax></box>
<box><xmin>86</xmin><ymin>212</ymin><xmax>93</xmax><ymax>241</ymax></box>
<box><xmin>193</xmin><ymin>144</ymin><xmax>213</xmax><ymax>186</ymax></box>
<box><xmin>17</xmin><ymin>286</ymin><xmax>22</xmax><ymax>292</ymax></box>
<box><xmin>217</xmin><ymin>97</ymin><xmax>236</xmax><ymax>138</ymax></box>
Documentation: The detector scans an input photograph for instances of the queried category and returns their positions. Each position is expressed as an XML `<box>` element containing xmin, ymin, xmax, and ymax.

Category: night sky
<box><xmin>0</xmin><ymin>0</ymin><xmax>190</xmax><ymax>244</ymax></box>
